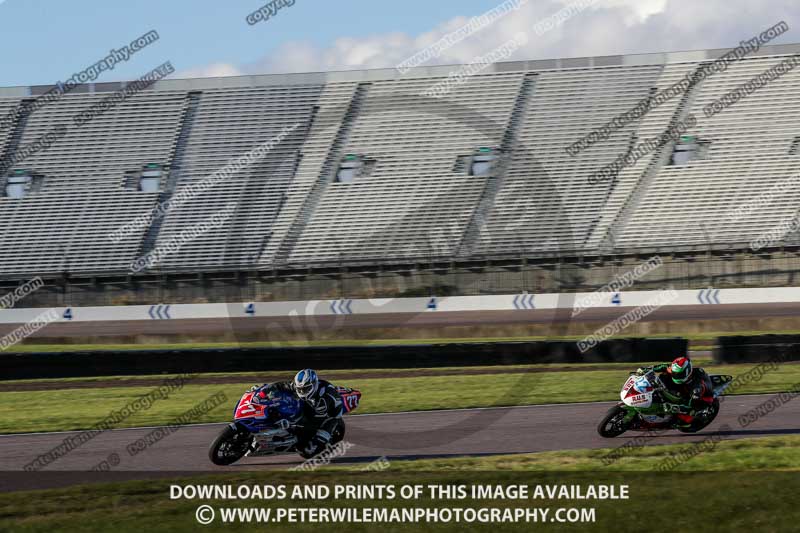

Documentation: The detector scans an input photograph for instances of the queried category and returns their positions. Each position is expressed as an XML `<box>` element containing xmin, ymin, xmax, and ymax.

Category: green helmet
<box><xmin>668</xmin><ymin>357</ymin><xmax>693</xmax><ymax>384</ymax></box>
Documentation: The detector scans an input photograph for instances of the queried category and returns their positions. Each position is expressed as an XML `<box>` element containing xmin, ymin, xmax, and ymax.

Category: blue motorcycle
<box><xmin>208</xmin><ymin>386</ymin><xmax>361</xmax><ymax>465</ymax></box>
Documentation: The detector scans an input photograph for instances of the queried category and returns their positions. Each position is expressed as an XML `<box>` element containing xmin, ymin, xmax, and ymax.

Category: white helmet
<box><xmin>293</xmin><ymin>368</ymin><xmax>319</xmax><ymax>399</ymax></box>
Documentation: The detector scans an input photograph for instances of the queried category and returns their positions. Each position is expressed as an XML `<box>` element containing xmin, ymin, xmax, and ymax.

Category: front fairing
<box><xmin>621</xmin><ymin>375</ymin><xmax>655</xmax><ymax>408</ymax></box>
<box><xmin>234</xmin><ymin>392</ymin><xmax>267</xmax><ymax>420</ymax></box>
<box><xmin>232</xmin><ymin>389</ymin><xmax>303</xmax><ymax>432</ymax></box>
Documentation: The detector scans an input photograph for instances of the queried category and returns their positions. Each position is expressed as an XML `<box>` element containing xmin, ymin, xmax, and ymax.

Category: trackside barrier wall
<box><xmin>714</xmin><ymin>335</ymin><xmax>800</xmax><ymax>363</ymax></box>
<box><xmin>0</xmin><ymin>286</ymin><xmax>795</xmax><ymax>324</ymax></box>
<box><xmin>0</xmin><ymin>338</ymin><xmax>687</xmax><ymax>379</ymax></box>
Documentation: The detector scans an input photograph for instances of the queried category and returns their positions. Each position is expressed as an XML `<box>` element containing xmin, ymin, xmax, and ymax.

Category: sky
<box><xmin>0</xmin><ymin>0</ymin><xmax>798</xmax><ymax>87</ymax></box>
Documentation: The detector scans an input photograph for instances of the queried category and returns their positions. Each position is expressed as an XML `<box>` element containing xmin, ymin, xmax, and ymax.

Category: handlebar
<box><xmin>650</xmin><ymin>372</ymin><xmax>666</xmax><ymax>390</ymax></box>
<box><xmin>630</xmin><ymin>369</ymin><xmax>665</xmax><ymax>390</ymax></box>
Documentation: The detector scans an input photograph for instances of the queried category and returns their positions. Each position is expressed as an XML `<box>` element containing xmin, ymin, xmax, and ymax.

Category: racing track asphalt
<box><xmin>1</xmin><ymin>394</ymin><xmax>797</xmax><ymax>492</ymax></box>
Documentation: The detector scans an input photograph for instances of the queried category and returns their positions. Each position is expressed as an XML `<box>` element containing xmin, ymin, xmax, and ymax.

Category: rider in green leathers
<box><xmin>635</xmin><ymin>356</ymin><xmax>714</xmax><ymax>428</ymax></box>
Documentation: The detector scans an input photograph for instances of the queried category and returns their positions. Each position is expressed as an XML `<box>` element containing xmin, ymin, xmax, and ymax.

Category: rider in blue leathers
<box><xmin>250</xmin><ymin>369</ymin><xmax>343</xmax><ymax>457</ymax></box>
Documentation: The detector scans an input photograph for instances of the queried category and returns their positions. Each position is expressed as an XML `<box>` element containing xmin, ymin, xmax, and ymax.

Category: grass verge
<box><xmin>0</xmin><ymin>329</ymin><xmax>742</xmax><ymax>353</ymax></box>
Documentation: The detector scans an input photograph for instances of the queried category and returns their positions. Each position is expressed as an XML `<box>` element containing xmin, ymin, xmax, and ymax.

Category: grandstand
<box><xmin>3</xmin><ymin>42</ymin><xmax>800</xmax><ymax>305</ymax></box>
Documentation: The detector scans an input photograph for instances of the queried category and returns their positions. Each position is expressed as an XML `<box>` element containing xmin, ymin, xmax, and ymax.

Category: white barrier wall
<box><xmin>0</xmin><ymin>286</ymin><xmax>793</xmax><ymax>324</ymax></box>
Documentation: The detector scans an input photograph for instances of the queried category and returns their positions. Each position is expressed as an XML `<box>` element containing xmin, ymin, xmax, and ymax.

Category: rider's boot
<box><xmin>673</xmin><ymin>413</ymin><xmax>694</xmax><ymax>429</ymax></box>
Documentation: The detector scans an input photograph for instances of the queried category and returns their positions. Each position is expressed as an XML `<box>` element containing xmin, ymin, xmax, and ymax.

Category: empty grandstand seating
<box><xmin>471</xmin><ymin>63</ymin><xmax>668</xmax><ymax>256</ymax></box>
<box><xmin>285</xmin><ymin>73</ymin><xmax>524</xmax><ymax>264</ymax></box>
<box><xmin>147</xmin><ymin>84</ymin><xmax>327</xmax><ymax>270</ymax></box>
<box><xmin>0</xmin><ymin>91</ymin><xmax>186</xmax><ymax>274</ymax></box>
<box><xmin>2</xmin><ymin>43</ymin><xmax>800</xmax><ymax>278</ymax></box>
<box><xmin>614</xmin><ymin>54</ymin><xmax>800</xmax><ymax>249</ymax></box>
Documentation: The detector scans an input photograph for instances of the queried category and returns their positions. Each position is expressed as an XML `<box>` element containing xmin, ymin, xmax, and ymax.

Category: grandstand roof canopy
<box><xmin>2</xmin><ymin>42</ymin><xmax>799</xmax><ymax>96</ymax></box>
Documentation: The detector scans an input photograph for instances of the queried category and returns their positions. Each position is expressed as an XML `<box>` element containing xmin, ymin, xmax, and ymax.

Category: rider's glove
<box><xmin>248</xmin><ymin>385</ymin><xmax>260</xmax><ymax>392</ymax></box>
<box><xmin>635</xmin><ymin>367</ymin><xmax>648</xmax><ymax>376</ymax></box>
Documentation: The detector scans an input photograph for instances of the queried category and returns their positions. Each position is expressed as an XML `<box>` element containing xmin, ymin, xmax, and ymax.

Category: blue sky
<box><xmin>0</xmin><ymin>0</ymin><xmax>798</xmax><ymax>87</ymax></box>
<box><xmin>0</xmin><ymin>0</ymin><xmax>496</xmax><ymax>85</ymax></box>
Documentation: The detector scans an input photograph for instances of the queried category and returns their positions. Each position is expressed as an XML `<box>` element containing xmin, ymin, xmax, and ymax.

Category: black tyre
<box><xmin>298</xmin><ymin>447</ymin><xmax>316</xmax><ymax>460</ymax></box>
<box><xmin>330</xmin><ymin>419</ymin><xmax>345</xmax><ymax>444</ymax></box>
<box><xmin>678</xmin><ymin>398</ymin><xmax>720</xmax><ymax>433</ymax></box>
<box><xmin>597</xmin><ymin>405</ymin><xmax>631</xmax><ymax>438</ymax></box>
<box><xmin>209</xmin><ymin>424</ymin><xmax>252</xmax><ymax>466</ymax></box>
<box><xmin>297</xmin><ymin>420</ymin><xmax>346</xmax><ymax>459</ymax></box>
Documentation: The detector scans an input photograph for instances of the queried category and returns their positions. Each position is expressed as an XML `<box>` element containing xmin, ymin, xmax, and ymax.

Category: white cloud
<box><xmin>185</xmin><ymin>0</ymin><xmax>798</xmax><ymax>79</ymax></box>
<box><xmin>174</xmin><ymin>62</ymin><xmax>243</xmax><ymax>80</ymax></box>
<box><xmin>599</xmin><ymin>0</ymin><xmax>669</xmax><ymax>25</ymax></box>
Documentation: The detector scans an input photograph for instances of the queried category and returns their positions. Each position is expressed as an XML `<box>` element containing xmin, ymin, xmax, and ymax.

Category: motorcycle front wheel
<box><xmin>209</xmin><ymin>424</ymin><xmax>252</xmax><ymax>466</ymax></box>
<box><xmin>597</xmin><ymin>405</ymin><xmax>631</xmax><ymax>438</ymax></box>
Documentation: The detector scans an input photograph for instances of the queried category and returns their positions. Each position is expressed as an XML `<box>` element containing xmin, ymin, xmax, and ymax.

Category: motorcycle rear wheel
<box><xmin>297</xmin><ymin>419</ymin><xmax>346</xmax><ymax>459</ymax></box>
<box><xmin>678</xmin><ymin>398</ymin><xmax>720</xmax><ymax>433</ymax></box>
<box><xmin>330</xmin><ymin>419</ymin><xmax>345</xmax><ymax>444</ymax></box>
<box><xmin>209</xmin><ymin>424</ymin><xmax>252</xmax><ymax>466</ymax></box>
<box><xmin>597</xmin><ymin>405</ymin><xmax>630</xmax><ymax>438</ymax></box>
